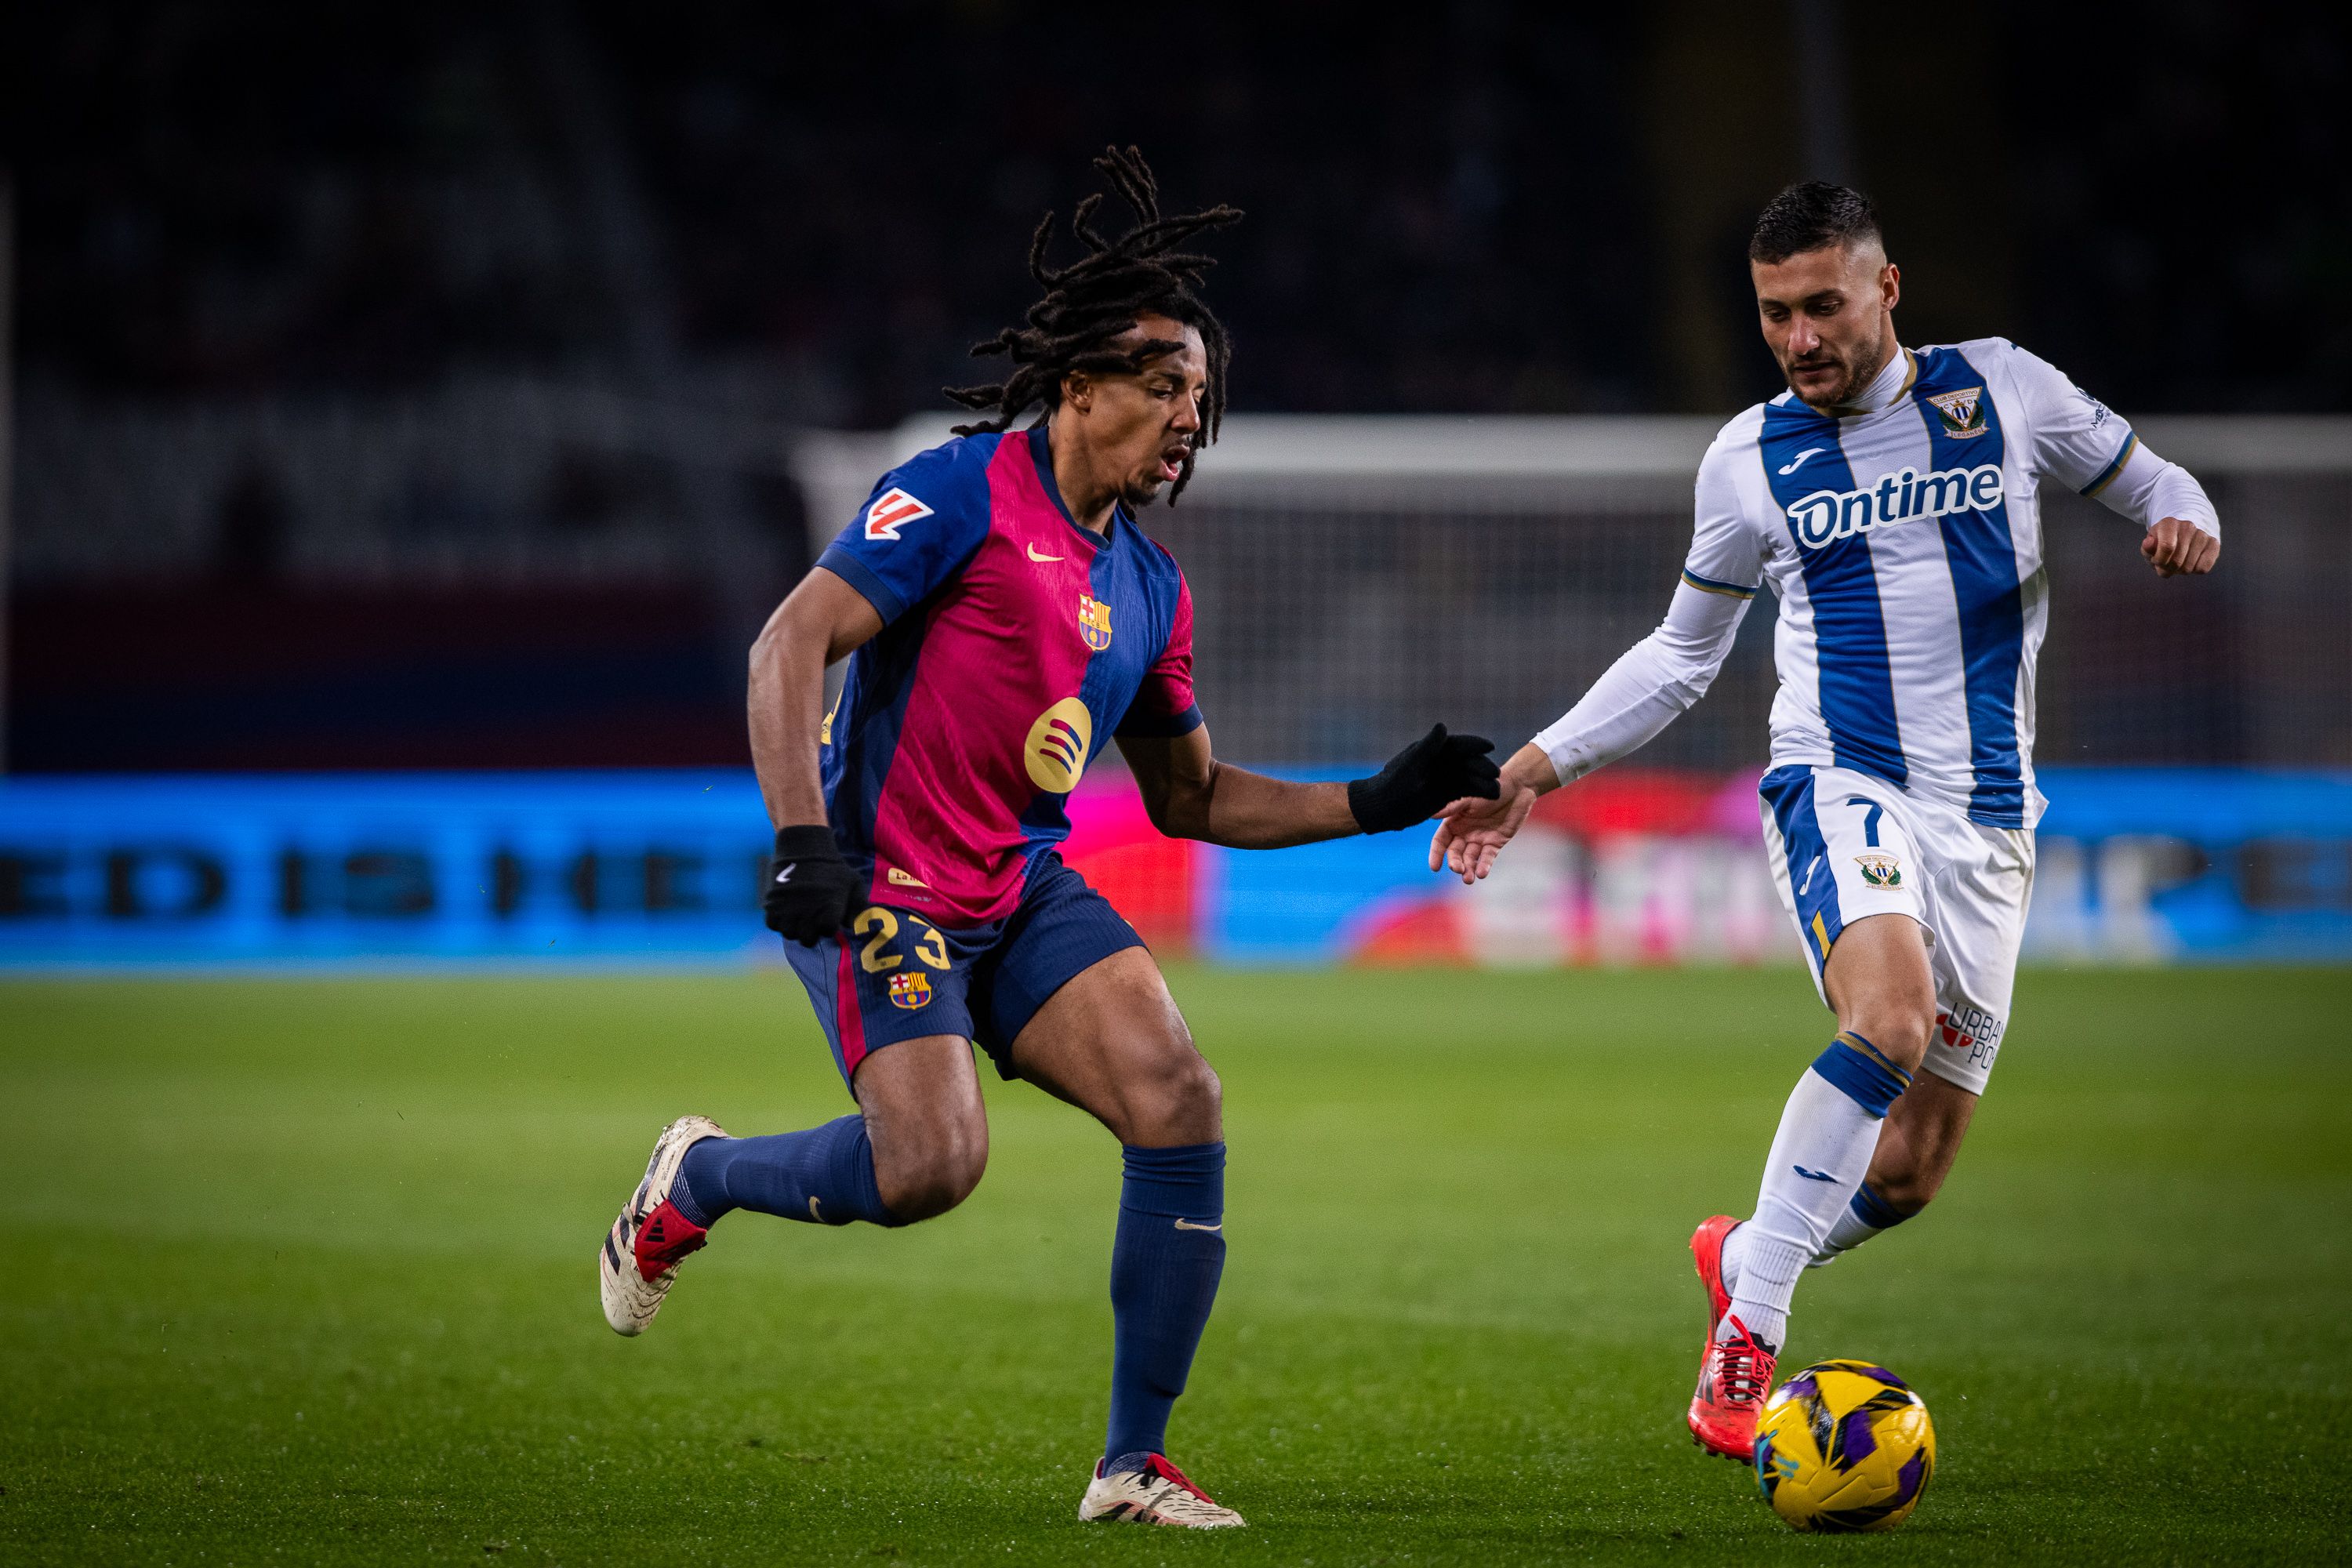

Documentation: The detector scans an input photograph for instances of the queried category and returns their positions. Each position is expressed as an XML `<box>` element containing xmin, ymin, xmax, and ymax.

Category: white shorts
<box><xmin>1758</xmin><ymin>764</ymin><xmax>2033</xmax><ymax>1095</ymax></box>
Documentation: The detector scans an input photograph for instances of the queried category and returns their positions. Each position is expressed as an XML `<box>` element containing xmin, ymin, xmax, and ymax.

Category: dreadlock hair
<box><xmin>947</xmin><ymin>145</ymin><xmax>1242</xmax><ymax>503</ymax></box>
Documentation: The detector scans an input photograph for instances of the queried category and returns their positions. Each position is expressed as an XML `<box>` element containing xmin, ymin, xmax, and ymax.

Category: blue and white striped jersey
<box><xmin>1682</xmin><ymin>338</ymin><xmax>2144</xmax><ymax>829</ymax></box>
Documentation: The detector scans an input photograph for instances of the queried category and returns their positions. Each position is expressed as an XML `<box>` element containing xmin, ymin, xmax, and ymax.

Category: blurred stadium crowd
<box><xmin>18</xmin><ymin>3</ymin><xmax>2347</xmax><ymax>416</ymax></box>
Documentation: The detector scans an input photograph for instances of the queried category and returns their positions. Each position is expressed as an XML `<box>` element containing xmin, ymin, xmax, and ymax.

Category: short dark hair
<box><xmin>947</xmin><ymin>146</ymin><xmax>1242</xmax><ymax>503</ymax></box>
<box><xmin>1748</xmin><ymin>181</ymin><xmax>1883</xmax><ymax>266</ymax></box>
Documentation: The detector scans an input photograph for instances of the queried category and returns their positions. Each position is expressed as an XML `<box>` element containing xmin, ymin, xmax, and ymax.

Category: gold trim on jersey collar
<box><xmin>1828</xmin><ymin>347</ymin><xmax>1917</xmax><ymax>419</ymax></box>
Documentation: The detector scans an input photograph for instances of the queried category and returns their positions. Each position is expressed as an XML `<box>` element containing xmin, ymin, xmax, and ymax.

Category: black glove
<box><xmin>1347</xmin><ymin>724</ymin><xmax>1501</xmax><ymax>834</ymax></box>
<box><xmin>763</xmin><ymin>825</ymin><xmax>861</xmax><ymax>946</ymax></box>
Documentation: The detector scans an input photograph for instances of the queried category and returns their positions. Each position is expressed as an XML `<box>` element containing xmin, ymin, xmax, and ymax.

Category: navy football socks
<box><xmin>1104</xmin><ymin>1142</ymin><xmax>1228</xmax><ymax>1466</ymax></box>
<box><xmin>672</xmin><ymin>1116</ymin><xmax>901</xmax><ymax>1229</ymax></box>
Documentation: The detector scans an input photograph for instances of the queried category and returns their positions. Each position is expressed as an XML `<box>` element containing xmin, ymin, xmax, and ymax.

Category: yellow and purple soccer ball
<box><xmin>1752</xmin><ymin>1360</ymin><xmax>1936</xmax><ymax>1533</ymax></box>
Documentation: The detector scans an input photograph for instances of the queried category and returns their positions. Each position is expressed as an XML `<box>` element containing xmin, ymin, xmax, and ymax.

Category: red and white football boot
<box><xmin>1078</xmin><ymin>1454</ymin><xmax>1246</xmax><ymax>1528</ymax></box>
<box><xmin>599</xmin><ymin>1114</ymin><xmax>728</xmax><ymax>1337</ymax></box>
<box><xmin>1687</xmin><ymin>1214</ymin><xmax>1778</xmax><ymax>1461</ymax></box>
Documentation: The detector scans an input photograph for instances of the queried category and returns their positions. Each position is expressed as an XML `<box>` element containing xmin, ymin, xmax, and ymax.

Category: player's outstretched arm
<box><xmin>1430</xmin><ymin>571</ymin><xmax>1752</xmax><ymax>886</ymax></box>
<box><xmin>746</xmin><ymin>567</ymin><xmax>883</xmax><ymax>942</ymax></box>
<box><xmin>1119</xmin><ymin>723</ymin><xmax>1499</xmax><ymax>851</ymax></box>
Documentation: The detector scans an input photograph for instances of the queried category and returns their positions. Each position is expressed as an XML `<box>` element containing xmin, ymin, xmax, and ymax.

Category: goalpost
<box><xmin>794</xmin><ymin>414</ymin><xmax>2351</xmax><ymax>967</ymax></box>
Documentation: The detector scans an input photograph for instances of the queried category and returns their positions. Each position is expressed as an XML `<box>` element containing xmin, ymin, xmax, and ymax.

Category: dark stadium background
<box><xmin>6</xmin><ymin>0</ymin><xmax>2345</xmax><ymax>774</ymax></box>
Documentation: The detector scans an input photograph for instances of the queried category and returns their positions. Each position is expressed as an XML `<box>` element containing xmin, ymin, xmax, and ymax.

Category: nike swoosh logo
<box><xmin>1777</xmin><ymin>447</ymin><xmax>1827</xmax><ymax>476</ymax></box>
<box><xmin>1172</xmin><ymin>1218</ymin><xmax>1221</xmax><ymax>1232</ymax></box>
<box><xmin>1026</xmin><ymin>543</ymin><xmax>1064</xmax><ymax>563</ymax></box>
<box><xmin>808</xmin><ymin>1196</ymin><xmax>822</xmax><ymax>1221</ymax></box>
<box><xmin>774</xmin><ymin>866</ymin><xmax>793</xmax><ymax>884</ymax></box>
<box><xmin>1796</xmin><ymin>855</ymin><xmax>1821</xmax><ymax>896</ymax></box>
<box><xmin>1792</xmin><ymin>1166</ymin><xmax>1838</xmax><ymax>1183</ymax></box>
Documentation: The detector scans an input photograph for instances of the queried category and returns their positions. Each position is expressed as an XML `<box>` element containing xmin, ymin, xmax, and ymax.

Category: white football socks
<box><xmin>1720</xmin><ymin>1229</ymin><xmax>1810</xmax><ymax>1352</ymax></box>
<box><xmin>1723</xmin><ymin>1033</ymin><xmax>1910</xmax><ymax>1352</ymax></box>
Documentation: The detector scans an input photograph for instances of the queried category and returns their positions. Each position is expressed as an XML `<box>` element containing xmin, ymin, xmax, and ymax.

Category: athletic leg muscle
<box><xmin>1008</xmin><ymin>948</ymin><xmax>1226</xmax><ymax>1468</ymax></box>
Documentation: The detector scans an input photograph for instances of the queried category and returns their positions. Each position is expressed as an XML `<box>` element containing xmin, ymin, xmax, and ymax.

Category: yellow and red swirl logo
<box><xmin>1023</xmin><ymin>698</ymin><xmax>1093</xmax><ymax>793</ymax></box>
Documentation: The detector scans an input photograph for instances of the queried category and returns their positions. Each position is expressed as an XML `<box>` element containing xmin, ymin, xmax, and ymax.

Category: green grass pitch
<box><xmin>3</xmin><ymin>964</ymin><xmax>2347</xmax><ymax>1565</ymax></box>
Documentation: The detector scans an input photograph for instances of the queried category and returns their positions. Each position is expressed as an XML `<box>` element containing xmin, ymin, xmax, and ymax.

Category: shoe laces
<box><xmin>1708</xmin><ymin>1317</ymin><xmax>1777</xmax><ymax>1409</ymax></box>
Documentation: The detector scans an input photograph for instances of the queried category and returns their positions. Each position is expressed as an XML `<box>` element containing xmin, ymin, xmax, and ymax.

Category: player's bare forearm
<box><xmin>747</xmin><ymin>568</ymin><xmax>883</xmax><ymax>831</ymax></box>
<box><xmin>1497</xmin><ymin>743</ymin><xmax>1559</xmax><ymax>800</ymax></box>
<box><xmin>1191</xmin><ymin>764</ymin><xmax>1358</xmax><ymax>848</ymax></box>
<box><xmin>1118</xmin><ymin>730</ymin><xmax>1358</xmax><ymax>849</ymax></box>
<box><xmin>746</xmin><ymin>601</ymin><xmax>837</xmax><ymax>830</ymax></box>
<box><xmin>1123</xmin><ymin>723</ymin><xmax>1502</xmax><ymax>849</ymax></box>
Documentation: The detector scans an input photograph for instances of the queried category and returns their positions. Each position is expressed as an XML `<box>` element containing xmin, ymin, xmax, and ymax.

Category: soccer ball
<box><xmin>1751</xmin><ymin>1360</ymin><xmax>1936</xmax><ymax>1533</ymax></box>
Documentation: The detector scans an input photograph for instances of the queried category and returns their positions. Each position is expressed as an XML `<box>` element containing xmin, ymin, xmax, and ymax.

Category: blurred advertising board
<box><xmin>1207</xmin><ymin>768</ymin><xmax>2352</xmax><ymax>967</ymax></box>
<box><xmin>1</xmin><ymin>768</ymin><xmax>2347</xmax><ymax>969</ymax></box>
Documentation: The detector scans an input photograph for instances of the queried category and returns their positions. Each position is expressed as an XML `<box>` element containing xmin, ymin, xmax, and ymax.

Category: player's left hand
<box><xmin>1348</xmin><ymin>724</ymin><xmax>1501</xmax><ymax>834</ymax></box>
<box><xmin>2142</xmin><ymin>516</ymin><xmax>2220</xmax><ymax>578</ymax></box>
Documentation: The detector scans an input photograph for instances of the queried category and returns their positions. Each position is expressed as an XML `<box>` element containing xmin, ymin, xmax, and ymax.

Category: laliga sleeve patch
<box><xmin>863</xmin><ymin>488</ymin><xmax>935</xmax><ymax>540</ymax></box>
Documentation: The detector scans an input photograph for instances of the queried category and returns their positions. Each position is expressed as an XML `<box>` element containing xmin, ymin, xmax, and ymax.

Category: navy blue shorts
<box><xmin>783</xmin><ymin>852</ymin><xmax>1145</xmax><ymax>1091</ymax></box>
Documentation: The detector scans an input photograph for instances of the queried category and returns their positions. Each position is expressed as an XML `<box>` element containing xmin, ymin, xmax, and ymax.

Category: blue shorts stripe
<box><xmin>1810</xmin><ymin>1033</ymin><xmax>1911</xmax><ymax>1118</ymax></box>
<box><xmin>1761</xmin><ymin>765</ymin><xmax>1843</xmax><ymax>965</ymax></box>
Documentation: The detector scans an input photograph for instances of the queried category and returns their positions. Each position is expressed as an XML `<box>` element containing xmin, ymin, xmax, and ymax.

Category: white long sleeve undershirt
<box><xmin>1532</xmin><ymin>581</ymin><xmax>1750</xmax><ymax>786</ymax></box>
<box><xmin>2093</xmin><ymin>439</ymin><xmax>2220</xmax><ymax>536</ymax></box>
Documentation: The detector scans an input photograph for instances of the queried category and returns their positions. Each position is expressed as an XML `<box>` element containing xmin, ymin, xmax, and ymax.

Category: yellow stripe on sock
<box><xmin>1835</xmin><ymin>1030</ymin><xmax>1915</xmax><ymax>1084</ymax></box>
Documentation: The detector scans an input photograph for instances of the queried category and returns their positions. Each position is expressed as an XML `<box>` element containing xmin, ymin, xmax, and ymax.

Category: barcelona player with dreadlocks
<box><xmin>595</xmin><ymin>147</ymin><xmax>1499</xmax><ymax>1529</ymax></box>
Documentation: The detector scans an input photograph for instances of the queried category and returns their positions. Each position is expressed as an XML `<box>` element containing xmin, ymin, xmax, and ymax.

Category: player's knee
<box><xmin>881</xmin><ymin>1139</ymin><xmax>987</xmax><ymax>1223</ymax></box>
<box><xmin>1126</xmin><ymin>1042</ymin><xmax>1221</xmax><ymax>1146</ymax></box>
<box><xmin>1844</xmin><ymin>993</ymin><xmax>1935</xmax><ymax>1073</ymax></box>
<box><xmin>873</xmin><ymin>1120</ymin><xmax>988</xmax><ymax>1223</ymax></box>
<box><xmin>1170</xmin><ymin>1049</ymin><xmax>1222</xmax><ymax>1127</ymax></box>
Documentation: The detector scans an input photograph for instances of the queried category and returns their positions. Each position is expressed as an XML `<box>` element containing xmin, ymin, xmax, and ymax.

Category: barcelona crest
<box><xmin>887</xmin><ymin>972</ymin><xmax>933</xmax><ymax>1011</ymax></box>
<box><xmin>1855</xmin><ymin>852</ymin><xmax>1904</xmax><ymax>890</ymax></box>
<box><xmin>1077</xmin><ymin>594</ymin><xmax>1113</xmax><ymax>652</ymax></box>
<box><xmin>1926</xmin><ymin>386</ymin><xmax>1987</xmax><ymax>439</ymax></box>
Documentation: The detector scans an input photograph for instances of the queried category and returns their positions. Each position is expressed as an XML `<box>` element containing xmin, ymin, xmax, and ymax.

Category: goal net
<box><xmin>799</xmin><ymin>414</ymin><xmax>2352</xmax><ymax>967</ymax></box>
